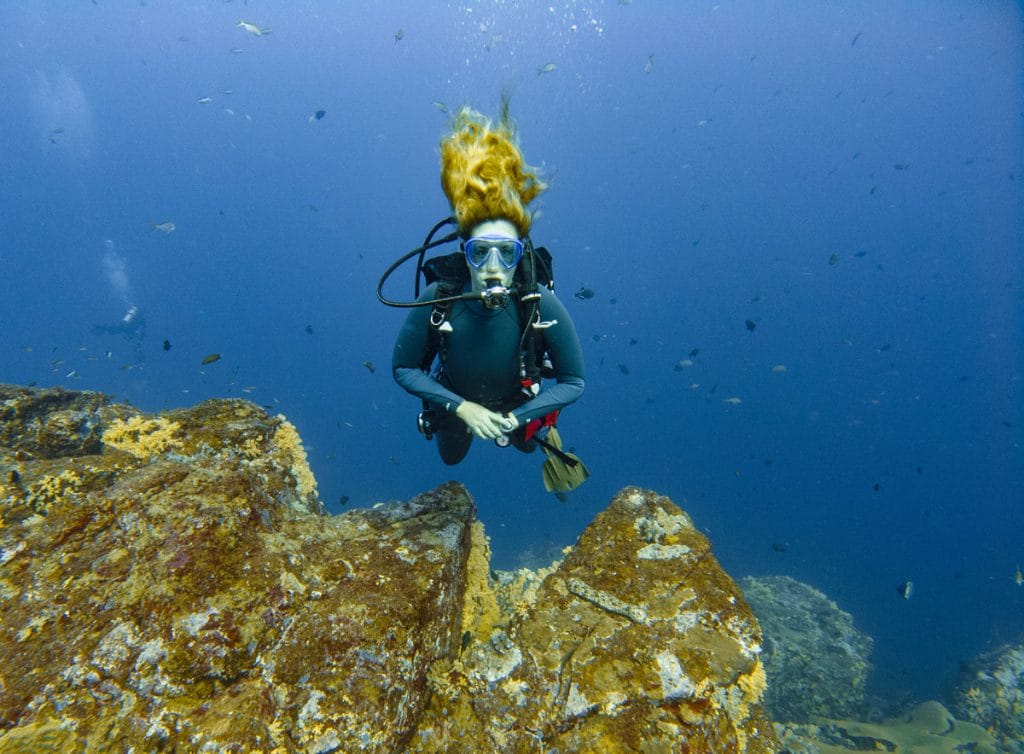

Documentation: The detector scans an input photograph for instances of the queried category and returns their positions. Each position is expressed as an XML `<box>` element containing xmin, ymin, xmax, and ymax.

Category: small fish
<box><xmin>618</xmin><ymin>364</ymin><xmax>630</xmax><ymax>375</ymax></box>
<box><xmin>854</xmin><ymin>250</ymin><xmax>867</xmax><ymax>258</ymax></box>
<box><xmin>687</xmin><ymin>383</ymin><xmax>700</xmax><ymax>390</ymax></box>
<box><xmin>873</xmin><ymin>482</ymin><xmax>880</xmax><ymax>492</ymax></box>
<box><xmin>851</xmin><ymin>31</ymin><xmax>863</xmax><ymax>46</ymax></box>
<box><xmin>721</xmin><ymin>397</ymin><xmax>742</xmax><ymax>405</ymax></box>
<box><xmin>644</xmin><ymin>54</ymin><xmax>654</xmax><ymax>75</ymax></box>
<box><xmin>152</xmin><ymin>221</ymin><xmax>176</xmax><ymax>233</ymax></box>
<box><xmin>66</xmin><ymin>369</ymin><xmax>79</xmax><ymax>379</ymax></box>
<box><xmin>229</xmin><ymin>47</ymin><xmax>244</xmax><ymax>54</ymax></box>
<box><xmin>689</xmin><ymin>348</ymin><xmax>700</xmax><ymax>358</ymax></box>
<box><xmin>196</xmin><ymin>97</ymin><xmax>213</xmax><ymax>105</ymax></box>
<box><xmin>893</xmin><ymin>163</ymin><xmax>910</xmax><ymax>171</ymax></box>
<box><xmin>897</xmin><ymin>580</ymin><xmax>913</xmax><ymax>599</ymax></box>
<box><xmin>339</xmin><ymin>495</ymin><xmax>350</xmax><ymax>506</ymax></box>
<box><xmin>394</xmin><ymin>28</ymin><xmax>404</xmax><ymax>43</ymax></box>
<box><xmin>308</xmin><ymin>109</ymin><xmax>326</xmax><ymax>123</ymax></box>
<box><xmin>162</xmin><ymin>339</ymin><xmax>171</xmax><ymax>351</ymax></box>
<box><xmin>829</xmin><ymin>252</ymin><xmax>840</xmax><ymax>266</ymax></box>
<box><xmin>1015</xmin><ymin>565</ymin><xmax>1022</xmax><ymax>587</ymax></box>
<box><xmin>771</xmin><ymin>364</ymin><xmax>787</xmax><ymax>373</ymax></box>
<box><xmin>237</xmin><ymin>20</ymin><xmax>269</xmax><ymax>36</ymax></box>
<box><xmin>304</xmin><ymin>324</ymin><xmax>314</xmax><ymax>335</ymax></box>
<box><xmin>432</xmin><ymin>100</ymin><xmax>448</xmax><ymax>114</ymax></box>
<box><xmin>555</xmin><ymin>491</ymin><xmax>569</xmax><ymax>502</ymax></box>
<box><xmin>574</xmin><ymin>286</ymin><xmax>595</xmax><ymax>300</ymax></box>
<box><xmin>674</xmin><ymin>359</ymin><xmax>694</xmax><ymax>370</ymax></box>
<box><xmin>241</xmin><ymin>386</ymin><xmax>257</xmax><ymax>393</ymax></box>
<box><xmin>362</xmin><ymin>360</ymin><xmax>375</xmax><ymax>373</ymax></box>
<box><xmin>201</xmin><ymin>353</ymin><xmax>221</xmax><ymax>365</ymax></box>
<box><xmin>537</xmin><ymin>62</ymin><xmax>557</xmax><ymax>76</ymax></box>
<box><xmin>771</xmin><ymin>542</ymin><xmax>789</xmax><ymax>553</ymax></box>
<box><xmin>629</xmin><ymin>338</ymin><xmax>638</xmax><ymax>345</ymax></box>
<box><xmin>745</xmin><ymin>319</ymin><xmax>757</xmax><ymax>332</ymax></box>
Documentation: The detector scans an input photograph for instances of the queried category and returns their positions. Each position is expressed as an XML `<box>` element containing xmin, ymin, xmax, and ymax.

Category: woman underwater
<box><xmin>388</xmin><ymin>102</ymin><xmax>587</xmax><ymax>491</ymax></box>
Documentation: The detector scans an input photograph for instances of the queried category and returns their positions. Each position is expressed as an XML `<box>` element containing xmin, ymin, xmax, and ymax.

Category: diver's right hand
<box><xmin>455</xmin><ymin>401</ymin><xmax>506</xmax><ymax>440</ymax></box>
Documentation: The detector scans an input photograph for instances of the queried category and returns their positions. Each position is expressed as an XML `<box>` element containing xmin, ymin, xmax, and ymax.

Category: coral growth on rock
<box><xmin>0</xmin><ymin>384</ymin><xmax>779</xmax><ymax>752</ymax></box>
<box><xmin>413</xmin><ymin>488</ymin><xmax>778</xmax><ymax>752</ymax></box>
<box><xmin>953</xmin><ymin>641</ymin><xmax>1024</xmax><ymax>753</ymax></box>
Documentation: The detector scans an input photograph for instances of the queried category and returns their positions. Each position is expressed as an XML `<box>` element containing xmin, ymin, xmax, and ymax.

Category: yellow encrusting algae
<box><xmin>102</xmin><ymin>415</ymin><xmax>183</xmax><ymax>459</ymax></box>
<box><xmin>271</xmin><ymin>417</ymin><xmax>317</xmax><ymax>500</ymax></box>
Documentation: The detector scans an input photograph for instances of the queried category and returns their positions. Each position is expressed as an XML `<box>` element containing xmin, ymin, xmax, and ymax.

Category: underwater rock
<box><xmin>0</xmin><ymin>384</ymin><xmax>469</xmax><ymax>752</ymax></box>
<box><xmin>952</xmin><ymin>641</ymin><xmax>1024</xmax><ymax>752</ymax></box>
<box><xmin>741</xmin><ymin>575</ymin><xmax>873</xmax><ymax>723</ymax></box>
<box><xmin>0</xmin><ymin>384</ymin><xmax>779</xmax><ymax>752</ymax></box>
<box><xmin>413</xmin><ymin>487</ymin><xmax>778</xmax><ymax>752</ymax></box>
<box><xmin>773</xmin><ymin>700</ymin><xmax>996</xmax><ymax>754</ymax></box>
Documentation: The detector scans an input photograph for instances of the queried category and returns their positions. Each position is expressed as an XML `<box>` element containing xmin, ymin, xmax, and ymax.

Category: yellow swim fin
<box><xmin>538</xmin><ymin>427</ymin><xmax>589</xmax><ymax>493</ymax></box>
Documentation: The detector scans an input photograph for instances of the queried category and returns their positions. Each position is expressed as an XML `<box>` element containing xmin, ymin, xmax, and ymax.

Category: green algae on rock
<box><xmin>1</xmin><ymin>385</ymin><xmax>780</xmax><ymax>752</ymax></box>
<box><xmin>774</xmin><ymin>700</ymin><xmax>997</xmax><ymax>754</ymax></box>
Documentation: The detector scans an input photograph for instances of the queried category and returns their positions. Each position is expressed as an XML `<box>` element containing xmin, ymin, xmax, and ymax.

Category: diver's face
<box><xmin>466</xmin><ymin>220</ymin><xmax>518</xmax><ymax>294</ymax></box>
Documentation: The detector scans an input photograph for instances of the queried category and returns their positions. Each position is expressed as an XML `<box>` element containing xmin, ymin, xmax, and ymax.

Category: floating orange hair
<box><xmin>439</xmin><ymin>105</ymin><xmax>546</xmax><ymax>238</ymax></box>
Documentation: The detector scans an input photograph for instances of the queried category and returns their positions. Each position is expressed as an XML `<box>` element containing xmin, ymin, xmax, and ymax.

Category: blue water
<box><xmin>1</xmin><ymin>2</ymin><xmax>1021</xmax><ymax>707</ymax></box>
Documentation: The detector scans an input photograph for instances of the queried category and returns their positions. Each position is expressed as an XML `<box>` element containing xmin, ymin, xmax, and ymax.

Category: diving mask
<box><xmin>463</xmin><ymin>236</ymin><xmax>524</xmax><ymax>269</ymax></box>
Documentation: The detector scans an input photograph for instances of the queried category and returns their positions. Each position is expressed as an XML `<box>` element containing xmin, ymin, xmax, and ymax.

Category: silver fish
<box><xmin>237</xmin><ymin>20</ymin><xmax>269</xmax><ymax>36</ymax></box>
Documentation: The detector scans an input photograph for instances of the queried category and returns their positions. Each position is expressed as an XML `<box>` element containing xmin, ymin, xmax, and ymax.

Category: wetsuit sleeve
<box><xmin>391</xmin><ymin>287</ymin><xmax>465</xmax><ymax>413</ymax></box>
<box><xmin>510</xmin><ymin>289</ymin><xmax>586</xmax><ymax>425</ymax></box>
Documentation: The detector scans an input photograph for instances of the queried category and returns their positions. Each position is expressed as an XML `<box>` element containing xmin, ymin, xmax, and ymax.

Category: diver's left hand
<box><xmin>500</xmin><ymin>413</ymin><xmax>519</xmax><ymax>434</ymax></box>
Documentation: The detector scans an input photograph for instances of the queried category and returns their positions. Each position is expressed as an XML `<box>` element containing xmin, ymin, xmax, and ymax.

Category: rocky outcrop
<box><xmin>774</xmin><ymin>701</ymin><xmax>997</xmax><ymax>754</ymax></box>
<box><xmin>414</xmin><ymin>487</ymin><xmax>777</xmax><ymax>753</ymax></box>
<box><xmin>741</xmin><ymin>575</ymin><xmax>873</xmax><ymax>723</ymax></box>
<box><xmin>0</xmin><ymin>384</ymin><xmax>779</xmax><ymax>752</ymax></box>
<box><xmin>952</xmin><ymin>641</ymin><xmax>1024</xmax><ymax>753</ymax></box>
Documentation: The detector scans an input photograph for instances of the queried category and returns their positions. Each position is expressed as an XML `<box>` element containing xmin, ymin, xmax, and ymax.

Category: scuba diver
<box><xmin>378</xmin><ymin>101</ymin><xmax>588</xmax><ymax>494</ymax></box>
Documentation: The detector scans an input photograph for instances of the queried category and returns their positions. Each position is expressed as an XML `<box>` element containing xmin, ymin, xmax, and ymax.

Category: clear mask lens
<box><xmin>465</xmin><ymin>237</ymin><xmax>523</xmax><ymax>269</ymax></box>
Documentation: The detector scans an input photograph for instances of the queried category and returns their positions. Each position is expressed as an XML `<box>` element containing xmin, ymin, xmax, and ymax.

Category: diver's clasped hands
<box><xmin>455</xmin><ymin>401</ymin><xmax>518</xmax><ymax>440</ymax></box>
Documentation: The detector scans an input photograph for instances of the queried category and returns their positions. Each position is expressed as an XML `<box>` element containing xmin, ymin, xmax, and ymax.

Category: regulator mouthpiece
<box><xmin>481</xmin><ymin>285</ymin><xmax>511</xmax><ymax>310</ymax></box>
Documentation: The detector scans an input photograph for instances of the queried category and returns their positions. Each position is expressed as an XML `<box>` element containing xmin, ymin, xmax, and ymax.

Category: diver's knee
<box><xmin>437</xmin><ymin>430</ymin><xmax>472</xmax><ymax>465</ymax></box>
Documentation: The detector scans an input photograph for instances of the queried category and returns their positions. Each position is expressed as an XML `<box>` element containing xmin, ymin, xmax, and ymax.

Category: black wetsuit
<box><xmin>392</xmin><ymin>282</ymin><xmax>585</xmax><ymax>464</ymax></box>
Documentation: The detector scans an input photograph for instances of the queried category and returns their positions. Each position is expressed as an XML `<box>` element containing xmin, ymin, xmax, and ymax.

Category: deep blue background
<box><xmin>2</xmin><ymin>2</ymin><xmax>1021</xmax><ymax>705</ymax></box>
